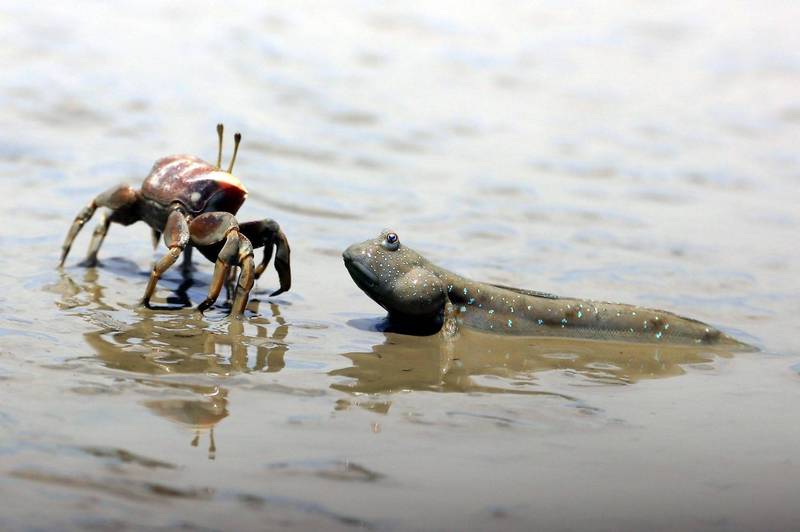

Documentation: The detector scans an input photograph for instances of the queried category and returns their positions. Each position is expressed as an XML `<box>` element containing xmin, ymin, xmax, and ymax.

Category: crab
<box><xmin>59</xmin><ymin>124</ymin><xmax>290</xmax><ymax>317</ymax></box>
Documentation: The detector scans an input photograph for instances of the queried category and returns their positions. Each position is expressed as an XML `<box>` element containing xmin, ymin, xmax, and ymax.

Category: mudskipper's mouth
<box><xmin>343</xmin><ymin>253</ymin><xmax>379</xmax><ymax>289</ymax></box>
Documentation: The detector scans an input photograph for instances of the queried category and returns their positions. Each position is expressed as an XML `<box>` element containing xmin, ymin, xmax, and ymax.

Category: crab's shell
<box><xmin>141</xmin><ymin>155</ymin><xmax>248</xmax><ymax>215</ymax></box>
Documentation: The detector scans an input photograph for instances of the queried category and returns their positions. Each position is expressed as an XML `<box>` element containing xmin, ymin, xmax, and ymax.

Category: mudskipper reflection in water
<box><xmin>51</xmin><ymin>266</ymin><xmax>289</xmax><ymax>458</ymax></box>
<box><xmin>332</xmin><ymin>319</ymin><xmax>738</xmax><ymax>414</ymax></box>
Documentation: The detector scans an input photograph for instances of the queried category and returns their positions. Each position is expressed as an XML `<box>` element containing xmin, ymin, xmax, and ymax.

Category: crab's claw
<box><xmin>269</xmin><ymin>228</ymin><xmax>291</xmax><ymax>297</ymax></box>
<box><xmin>241</xmin><ymin>219</ymin><xmax>291</xmax><ymax>297</ymax></box>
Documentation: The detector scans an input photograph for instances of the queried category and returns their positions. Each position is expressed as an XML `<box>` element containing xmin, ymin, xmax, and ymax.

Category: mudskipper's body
<box><xmin>343</xmin><ymin>231</ymin><xmax>742</xmax><ymax>345</ymax></box>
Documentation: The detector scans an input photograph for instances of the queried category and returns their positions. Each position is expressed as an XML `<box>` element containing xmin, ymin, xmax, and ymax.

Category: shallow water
<box><xmin>1</xmin><ymin>1</ymin><xmax>800</xmax><ymax>530</ymax></box>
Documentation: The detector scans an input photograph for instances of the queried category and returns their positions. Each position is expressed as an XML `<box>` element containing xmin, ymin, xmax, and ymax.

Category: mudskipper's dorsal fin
<box><xmin>489</xmin><ymin>283</ymin><xmax>560</xmax><ymax>299</ymax></box>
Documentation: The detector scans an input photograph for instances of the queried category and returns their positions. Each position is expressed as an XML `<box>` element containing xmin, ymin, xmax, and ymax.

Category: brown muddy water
<box><xmin>1</xmin><ymin>2</ymin><xmax>799</xmax><ymax>531</ymax></box>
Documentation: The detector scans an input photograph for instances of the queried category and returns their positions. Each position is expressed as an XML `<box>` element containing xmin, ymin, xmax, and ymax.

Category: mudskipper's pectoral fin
<box><xmin>488</xmin><ymin>283</ymin><xmax>559</xmax><ymax>299</ymax></box>
<box><xmin>441</xmin><ymin>296</ymin><xmax>460</xmax><ymax>339</ymax></box>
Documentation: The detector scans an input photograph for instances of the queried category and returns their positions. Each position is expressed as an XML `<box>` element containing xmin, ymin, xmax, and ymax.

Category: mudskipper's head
<box><xmin>342</xmin><ymin>231</ymin><xmax>446</xmax><ymax>320</ymax></box>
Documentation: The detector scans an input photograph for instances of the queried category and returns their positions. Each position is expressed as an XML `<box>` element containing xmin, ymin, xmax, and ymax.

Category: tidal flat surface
<box><xmin>1</xmin><ymin>1</ymin><xmax>799</xmax><ymax>530</ymax></box>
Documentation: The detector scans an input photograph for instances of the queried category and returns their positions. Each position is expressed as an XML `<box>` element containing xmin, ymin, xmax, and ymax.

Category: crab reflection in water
<box><xmin>144</xmin><ymin>386</ymin><xmax>228</xmax><ymax>460</ymax></box>
<box><xmin>53</xmin><ymin>267</ymin><xmax>289</xmax><ymax>457</ymax></box>
<box><xmin>84</xmin><ymin>311</ymin><xmax>288</xmax><ymax>455</ymax></box>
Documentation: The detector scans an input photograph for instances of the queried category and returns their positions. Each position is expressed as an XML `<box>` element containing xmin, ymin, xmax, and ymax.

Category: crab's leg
<box><xmin>83</xmin><ymin>202</ymin><xmax>143</xmax><ymax>267</ymax></box>
<box><xmin>189</xmin><ymin>211</ymin><xmax>253</xmax><ymax>315</ymax></box>
<box><xmin>59</xmin><ymin>184</ymin><xmax>139</xmax><ymax>266</ymax></box>
<box><xmin>141</xmin><ymin>210</ymin><xmax>189</xmax><ymax>307</ymax></box>
<box><xmin>60</xmin><ymin>203</ymin><xmax>96</xmax><ymax>266</ymax></box>
<box><xmin>151</xmin><ymin>229</ymin><xmax>162</xmax><ymax>249</ymax></box>
<box><xmin>224</xmin><ymin>266</ymin><xmax>238</xmax><ymax>303</ymax></box>
<box><xmin>239</xmin><ymin>219</ymin><xmax>291</xmax><ymax>296</ymax></box>
<box><xmin>196</xmin><ymin>231</ymin><xmax>239</xmax><ymax>313</ymax></box>
<box><xmin>230</xmin><ymin>237</ymin><xmax>255</xmax><ymax>317</ymax></box>
<box><xmin>181</xmin><ymin>245</ymin><xmax>195</xmax><ymax>274</ymax></box>
<box><xmin>82</xmin><ymin>211</ymin><xmax>112</xmax><ymax>266</ymax></box>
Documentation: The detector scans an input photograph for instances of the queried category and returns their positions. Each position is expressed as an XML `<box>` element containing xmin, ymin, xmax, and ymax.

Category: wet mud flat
<box><xmin>2</xmin><ymin>1</ymin><xmax>800</xmax><ymax>530</ymax></box>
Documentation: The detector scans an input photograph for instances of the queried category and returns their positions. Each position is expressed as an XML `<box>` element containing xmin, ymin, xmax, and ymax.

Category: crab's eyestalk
<box><xmin>216</xmin><ymin>123</ymin><xmax>224</xmax><ymax>168</ymax></box>
<box><xmin>227</xmin><ymin>132</ymin><xmax>241</xmax><ymax>174</ymax></box>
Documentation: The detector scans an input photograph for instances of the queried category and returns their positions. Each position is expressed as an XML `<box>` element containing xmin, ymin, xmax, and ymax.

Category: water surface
<box><xmin>1</xmin><ymin>1</ymin><xmax>799</xmax><ymax>530</ymax></box>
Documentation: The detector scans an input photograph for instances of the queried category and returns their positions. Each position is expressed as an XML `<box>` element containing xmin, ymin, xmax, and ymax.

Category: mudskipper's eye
<box><xmin>382</xmin><ymin>232</ymin><xmax>400</xmax><ymax>251</ymax></box>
